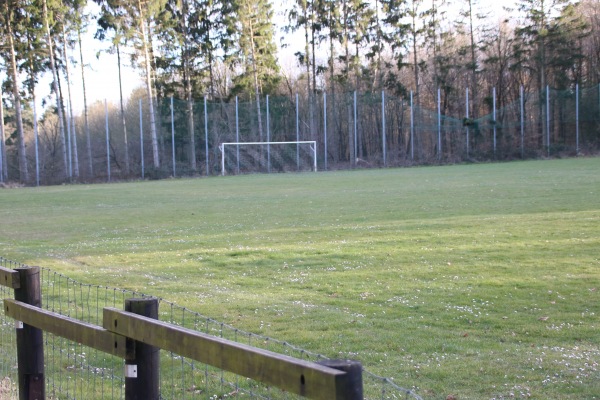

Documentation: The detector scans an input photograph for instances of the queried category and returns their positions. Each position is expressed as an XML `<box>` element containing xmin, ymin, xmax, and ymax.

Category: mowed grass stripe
<box><xmin>0</xmin><ymin>158</ymin><xmax>599</xmax><ymax>399</ymax></box>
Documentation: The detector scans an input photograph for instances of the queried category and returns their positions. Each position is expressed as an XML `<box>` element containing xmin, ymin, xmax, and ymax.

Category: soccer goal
<box><xmin>219</xmin><ymin>141</ymin><xmax>317</xmax><ymax>176</ymax></box>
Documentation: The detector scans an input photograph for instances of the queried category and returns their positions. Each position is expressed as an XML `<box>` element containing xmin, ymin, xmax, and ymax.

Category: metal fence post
<box><xmin>204</xmin><ymin>96</ymin><xmax>209</xmax><ymax>176</ymax></box>
<box><xmin>267</xmin><ymin>94</ymin><xmax>271</xmax><ymax>173</ymax></box>
<box><xmin>296</xmin><ymin>93</ymin><xmax>300</xmax><ymax>170</ymax></box>
<box><xmin>382</xmin><ymin>90</ymin><xmax>386</xmax><ymax>167</ymax></box>
<box><xmin>437</xmin><ymin>88</ymin><xmax>441</xmax><ymax>161</ymax></box>
<box><xmin>33</xmin><ymin>98</ymin><xmax>40</xmax><ymax>186</ymax></box>
<box><xmin>546</xmin><ymin>85</ymin><xmax>550</xmax><ymax>157</ymax></box>
<box><xmin>410</xmin><ymin>91</ymin><xmax>414</xmax><ymax>161</ymax></box>
<box><xmin>236</xmin><ymin>96</ymin><xmax>240</xmax><ymax>174</ymax></box>
<box><xmin>520</xmin><ymin>85</ymin><xmax>524</xmax><ymax>158</ymax></box>
<box><xmin>493</xmin><ymin>87</ymin><xmax>497</xmax><ymax>157</ymax></box>
<box><xmin>170</xmin><ymin>96</ymin><xmax>176</xmax><ymax>177</ymax></box>
<box><xmin>318</xmin><ymin>359</ymin><xmax>363</xmax><ymax>400</ymax></box>
<box><xmin>14</xmin><ymin>267</ymin><xmax>45</xmax><ymax>400</ymax></box>
<box><xmin>140</xmin><ymin>99</ymin><xmax>145</xmax><ymax>179</ymax></box>
<box><xmin>575</xmin><ymin>83</ymin><xmax>579</xmax><ymax>154</ymax></box>
<box><xmin>324</xmin><ymin>92</ymin><xmax>328</xmax><ymax>171</ymax></box>
<box><xmin>105</xmin><ymin>99</ymin><xmax>110</xmax><ymax>182</ymax></box>
<box><xmin>124</xmin><ymin>298</ymin><xmax>160</xmax><ymax>400</ymax></box>
<box><xmin>465</xmin><ymin>87</ymin><xmax>470</xmax><ymax>158</ymax></box>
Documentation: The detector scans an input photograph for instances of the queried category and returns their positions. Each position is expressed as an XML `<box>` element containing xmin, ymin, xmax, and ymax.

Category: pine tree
<box><xmin>230</xmin><ymin>0</ymin><xmax>280</xmax><ymax>142</ymax></box>
<box><xmin>380</xmin><ymin>0</ymin><xmax>410</xmax><ymax>95</ymax></box>
<box><xmin>75</xmin><ymin>5</ymin><xmax>94</xmax><ymax>177</ymax></box>
<box><xmin>515</xmin><ymin>0</ymin><xmax>569</xmax><ymax>91</ymax></box>
<box><xmin>43</xmin><ymin>0</ymin><xmax>69</xmax><ymax>179</ymax></box>
<box><xmin>95</xmin><ymin>0</ymin><xmax>166</xmax><ymax>169</ymax></box>
<box><xmin>2</xmin><ymin>0</ymin><xmax>30</xmax><ymax>183</ymax></box>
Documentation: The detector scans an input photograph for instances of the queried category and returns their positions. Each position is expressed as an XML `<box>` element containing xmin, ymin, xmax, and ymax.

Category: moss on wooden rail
<box><xmin>0</xmin><ymin>266</ymin><xmax>20</xmax><ymax>289</ymax></box>
<box><xmin>4</xmin><ymin>299</ymin><xmax>127</xmax><ymax>358</ymax></box>
<box><xmin>103</xmin><ymin>307</ymin><xmax>349</xmax><ymax>400</ymax></box>
<box><xmin>2</xmin><ymin>294</ymin><xmax>362</xmax><ymax>399</ymax></box>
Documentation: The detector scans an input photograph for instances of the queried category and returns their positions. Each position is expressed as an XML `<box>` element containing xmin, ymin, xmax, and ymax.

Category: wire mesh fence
<box><xmin>0</xmin><ymin>257</ymin><xmax>422</xmax><ymax>400</ymax></box>
<box><xmin>4</xmin><ymin>84</ymin><xmax>599</xmax><ymax>185</ymax></box>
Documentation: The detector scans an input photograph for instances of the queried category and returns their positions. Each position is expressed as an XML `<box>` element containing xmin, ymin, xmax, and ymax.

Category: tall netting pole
<box><xmin>266</xmin><ymin>95</ymin><xmax>271</xmax><ymax>173</ymax></box>
<box><xmin>105</xmin><ymin>99</ymin><xmax>110</xmax><ymax>182</ymax></box>
<box><xmin>296</xmin><ymin>93</ymin><xmax>300</xmax><ymax>170</ymax></box>
<box><xmin>140</xmin><ymin>99</ymin><xmax>145</xmax><ymax>179</ymax></box>
<box><xmin>493</xmin><ymin>87</ymin><xmax>497</xmax><ymax>157</ymax></box>
<box><xmin>324</xmin><ymin>92</ymin><xmax>328</xmax><ymax>171</ymax></box>
<box><xmin>576</xmin><ymin>83</ymin><xmax>579</xmax><ymax>154</ymax></box>
<box><xmin>466</xmin><ymin>87</ymin><xmax>470</xmax><ymax>158</ymax></box>
<box><xmin>236</xmin><ymin>96</ymin><xmax>240</xmax><ymax>174</ymax></box>
<box><xmin>437</xmin><ymin>88</ymin><xmax>441</xmax><ymax>161</ymax></box>
<box><xmin>382</xmin><ymin>90</ymin><xmax>386</xmax><ymax>167</ymax></box>
<box><xmin>67</xmin><ymin>99</ymin><xmax>73</xmax><ymax>179</ymax></box>
<box><xmin>221</xmin><ymin>144</ymin><xmax>225</xmax><ymax>176</ymax></box>
<box><xmin>410</xmin><ymin>91</ymin><xmax>414</xmax><ymax>160</ymax></box>
<box><xmin>33</xmin><ymin>99</ymin><xmax>40</xmax><ymax>186</ymax></box>
<box><xmin>204</xmin><ymin>96</ymin><xmax>209</xmax><ymax>176</ymax></box>
<box><xmin>171</xmin><ymin>96</ymin><xmax>176</xmax><ymax>177</ymax></box>
<box><xmin>546</xmin><ymin>85</ymin><xmax>550</xmax><ymax>157</ymax></box>
<box><xmin>520</xmin><ymin>86</ymin><xmax>524</xmax><ymax>159</ymax></box>
<box><xmin>353</xmin><ymin>91</ymin><xmax>358</xmax><ymax>163</ymax></box>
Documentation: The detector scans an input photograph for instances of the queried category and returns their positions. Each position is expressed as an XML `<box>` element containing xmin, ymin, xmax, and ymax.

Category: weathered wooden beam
<box><xmin>0</xmin><ymin>266</ymin><xmax>20</xmax><ymax>289</ymax></box>
<box><xmin>4</xmin><ymin>299</ymin><xmax>127</xmax><ymax>358</ymax></box>
<box><xmin>124</xmin><ymin>298</ymin><xmax>159</xmax><ymax>400</ymax></box>
<box><xmin>103</xmin><ymin>307</ymin><xmax>348</xmax><ymax>400</ymax></box>
<box><xmin>14</xmin><ymin>267</ymin><xmax>44</xmax><ymax>400</ymax></box>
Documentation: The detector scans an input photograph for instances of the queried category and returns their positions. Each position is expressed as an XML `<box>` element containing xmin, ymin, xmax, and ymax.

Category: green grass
<box><xmin>1</xmin><ymin>158</ymin><xmax>599</xmax><ymax>399</ymax></box>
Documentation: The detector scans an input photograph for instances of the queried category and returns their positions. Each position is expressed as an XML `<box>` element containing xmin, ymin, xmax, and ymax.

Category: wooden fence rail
<box><xmin>0</xmin><ymin>265</ymin><xmax>363</xmax><ymax>400</ymax></box>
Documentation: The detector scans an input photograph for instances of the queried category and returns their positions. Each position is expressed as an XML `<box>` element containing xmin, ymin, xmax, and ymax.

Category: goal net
<box><xmin>219</xmin><ymin>141</ymin><xmax>317</xmax><ymax>176</ymax></box>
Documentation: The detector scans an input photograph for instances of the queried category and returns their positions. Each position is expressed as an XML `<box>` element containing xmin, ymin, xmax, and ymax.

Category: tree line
<box><xmin>1</xmin><ymin>0</ymin><xmax>599</xmax><ymax>184</ymax></box>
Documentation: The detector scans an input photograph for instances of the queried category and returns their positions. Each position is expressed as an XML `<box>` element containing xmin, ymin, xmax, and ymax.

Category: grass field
<box><xmin>1</xmin><ymin>158</ymin><xmax>599</xmax><ymax>399</ymax></box>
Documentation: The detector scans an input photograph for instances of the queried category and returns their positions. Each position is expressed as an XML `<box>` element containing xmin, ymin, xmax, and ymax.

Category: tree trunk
<box><xmin>375</xmin><ymin>0</ymin><xmax>384</xmax><ymax>90</ymax></box>
<box><xmin>411</xmin><ymin>2</ymin><xmax>419</xmax><ymax>106</ymax></box>
<box><xmin>342</xmin><ymin>0</ymin><xmax>354</xmax><ymax>166</ymax></box>
<box><xmin>467</xmin><ymin>0</ymin><xmax>477</xmax><ymax>120</ymax></box>
<box><xmin>139</xmin><ymin>0</ymin><xmax>160</xmax><ymax>168</ymax></box>
<box><xmin>310</xmin><ymin>0</ymin><xmax>317</xmax><ymax>97</ymax></box>
<box><xmin>6</xmin><ymin>2</ymin><xmax>29</xmax><ymax>183</ymax></box>
<box><xmin>182</xmin><ymin>0</ymin><xmax>197</xmax><ymax>173</ymax></box>
<box><xmin>411</xmin><ymin>1</ymin><xmax>420</xmax><ymax>159</ymax></box>
<box><xmin>43</xmin><ymin>0</ymin><xmax>68</xmax><ymax>179</ymax></box>
<box><xmin>247</xmin><ymin>9</ymin><xmax>264</xmax><ymax>143</ymax></box>
<box><xmin>117</xmin><ymin>43</ymin><xmax>131</xmax><ymax>175</ymax></box>
<box><xmin>184</xmin><ymin>60</ymin><xmax>197</xmax><ymax>172</ymax></box>
<box><xmin>78</xmin><ymin>24</ymin><xmax>93</xmax><ymax>177</ymax></box>
<box><xmin>328</xmin><ymin>5</ymin><xmax>339</xmax><ymax>164</ymax></box>
<box><xmin>303</xmin><ymin>0</ymin><xmax>314</xmax><ymax>142</ymax></box>
<box><xmin>63</xmin><ymin>26</ymin><xmax>80</xmax><ymax>178</ymax></box>
<box><xmin>431</xmin><ymin>0</ymin><xmax>438</xmax><ymax>89</ymax></box>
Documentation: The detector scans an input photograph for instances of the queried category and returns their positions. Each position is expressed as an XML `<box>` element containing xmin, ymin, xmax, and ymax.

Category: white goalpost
<box><xmin>219</xmin><ymin>141</ymin><xmax>317</xmax><ymax>176</ymax></box>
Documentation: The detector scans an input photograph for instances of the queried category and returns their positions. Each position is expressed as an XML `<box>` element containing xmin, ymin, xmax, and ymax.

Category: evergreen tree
<box><xmin>43</xmin><ymin>0</ymin><xmax>69</xmax><ymax>179</ymax></box>
<box><xmin>230</xmin><ymin>0</ymin><xmax>280</xmax><ymax>142</ymax></box>
<box><xmin>515</xmin><ymin>0</ymin><xmax>569</xmax><ymax>91</ymax></box>
<box><xmin>95</xmin><ymin>0</ymin><xmax>166</xmax><ymax>169</ymax></box>
<box><xmin>1</xmin><ymin>0</ymin><xmax>30</xmax><ymax>183</ymax></box>
<box><xmin>380</xmin><ymin>0</ymin><xmax>410</xmax><ymax>95</ymax></box>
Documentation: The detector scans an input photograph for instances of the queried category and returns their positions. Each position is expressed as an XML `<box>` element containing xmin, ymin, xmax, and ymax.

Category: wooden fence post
<box><xmin>318</xmin><ymin>359</ymin><xmax>363</xmax><ymax>400</ymax></box>
<box><xmin>14</xmin><ymin>267</ymin><xmax>45</xmax><ymax>400</ymax></box>
<box><xmin>124</xmin><ymin>298</ymin><xmax>160</xmax><ymax>400</ymax></box>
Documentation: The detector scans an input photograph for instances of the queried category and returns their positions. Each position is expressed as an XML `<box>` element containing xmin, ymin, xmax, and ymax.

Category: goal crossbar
<box><xmin>219</xmin><ymin>141</ymin><xmax>317</xmax><ymax>176</ymax></box>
